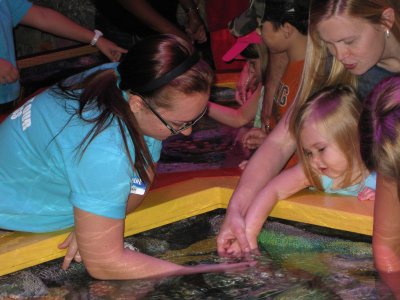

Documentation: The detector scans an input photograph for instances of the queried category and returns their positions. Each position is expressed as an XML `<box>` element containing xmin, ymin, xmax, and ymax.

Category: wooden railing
<box><xmin>16</xmin><ymin>45</ymin><xmax>99</xmax><ymax>69</ymax></box>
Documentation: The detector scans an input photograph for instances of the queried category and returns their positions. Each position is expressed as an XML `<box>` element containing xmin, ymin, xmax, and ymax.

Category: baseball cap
<box><xmin>228</xmin><ymin>0</ymin><xmax>265</xmax><ymax>37</ymax></box>
<box><xmin>222</xmin><ymin>31</ymin><xmax>261</xmax><ymax>62</ymax></box>
<box><xmin>263</xmin><ymin>0</ymin><xmax>310</xmax><ymax>23</ymax></box>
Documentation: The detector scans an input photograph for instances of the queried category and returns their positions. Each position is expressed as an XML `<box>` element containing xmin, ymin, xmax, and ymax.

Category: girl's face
<box><xmin>134</xmin><ymin>89</ymin><xmax>209</xmax><ymax>140</ymax></box>
<box><xmin>260</xmin><ymin>21</ymin><xmax>288</xmax><ymax>54</ymax></box>
<box><xmin>300</xmin><ymin>119</ymin><xmax>348</xmax><ymax>180</ymax></box>
<box><xmin>317</xmin><ymin>14</ymin><xmax>387</xmax><ymax>75</ymax></box>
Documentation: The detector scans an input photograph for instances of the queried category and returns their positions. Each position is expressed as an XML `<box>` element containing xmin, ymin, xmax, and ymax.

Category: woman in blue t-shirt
<box><xmin>0</xmin><ymin>34</ymin><xmax>250</xmax><ymax>279</ymax></box>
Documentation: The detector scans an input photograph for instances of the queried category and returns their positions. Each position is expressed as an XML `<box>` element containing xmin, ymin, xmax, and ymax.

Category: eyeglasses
<box><xmin>140</xmin><ymin>96</ymin><xmax>207</xmax><ymax>135</ymax></box>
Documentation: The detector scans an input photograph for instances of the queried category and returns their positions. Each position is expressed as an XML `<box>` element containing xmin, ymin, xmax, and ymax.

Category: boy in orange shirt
<box><xmin>242</xmin><ymin>0</ymin><xmax>309</xmax><ymax>171</ymax></box>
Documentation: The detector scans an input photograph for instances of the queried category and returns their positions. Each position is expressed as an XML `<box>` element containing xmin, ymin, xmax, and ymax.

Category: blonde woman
<box><xmin>217</xmin><ymin>0</ymin><xmax>400</xmax><ymax>257</ymax></box>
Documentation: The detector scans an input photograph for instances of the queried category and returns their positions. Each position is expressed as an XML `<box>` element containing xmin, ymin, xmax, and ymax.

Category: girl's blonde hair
<box><xmin>289</xmin><ymin>0</ymin><xmax>400</xmax><ymax>134</ymax></box>
<box><xmin>241</xmin><ymin>42</ymin><xmax>269</xmax><ymax>84</ymax></box>
<box><xmin>361</xmin><ymin>76</ymin><xmax>400</xmax><ymax>193</ymax></box>
<box><xmin>294</xmin><ymin>85</ymin><xmax>363</xmax><ymax>190</ymax></box>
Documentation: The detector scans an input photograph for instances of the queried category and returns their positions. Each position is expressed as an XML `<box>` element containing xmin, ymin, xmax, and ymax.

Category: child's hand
<box><xmin>224</xmin><ymin>239</ymin><xmax>245</xmax><ymax>257</ymax></box>
<box><xmin>96</xmin><ymin>37</ymin><xmax>128</xmax><ymax>62</ymax></box>
<box><xmin>242</xmin><ymin>127</ymin><xmax>267</xmax><ymax>150</ymax></box>
<box><xmin>358</xmin><ymin>187</ymin><xmax>375</xmax><ymax>201</ymax></box>
<box><xmin>58</xmin><ymin>231</ymin><xmax>82</xmax><ymax>270</ymax></box>
<box><xmin>235</xmin><ymin>62</ymin><xmax>258</xmax><ymax>104</ymax></box>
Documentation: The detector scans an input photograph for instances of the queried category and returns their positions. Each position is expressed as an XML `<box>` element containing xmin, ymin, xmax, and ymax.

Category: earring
<box><xmin>385</xmin><ymin>29</ymin><xmax>390</xmax><ymax>39</ymax></box>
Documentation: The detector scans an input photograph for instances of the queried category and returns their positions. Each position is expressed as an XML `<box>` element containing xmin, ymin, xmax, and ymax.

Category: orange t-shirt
<box><xmin>271</xmin><ymin>60</ymin><xmax>304</xmax><ymax>169</ymax></box>
<box><xmin>271</xmin><ymin>60</ymin><xmax>304</xmax><ymax>126</ymax></box>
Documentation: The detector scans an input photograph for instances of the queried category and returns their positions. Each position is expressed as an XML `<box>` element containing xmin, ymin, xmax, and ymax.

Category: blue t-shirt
<box><xmin>0</xmin><ymin>0</ymin><xmax>32</xmax><ymax>104</ymax></box>
<box><xmin>321</xmin><ymin>172</ymin><xmax>376</xmax><ymax>196</ymax></box>
<box><xmin>0</xmin><ymin>64</ymin><xmax>162</xmax><ymax>232</ymax></box>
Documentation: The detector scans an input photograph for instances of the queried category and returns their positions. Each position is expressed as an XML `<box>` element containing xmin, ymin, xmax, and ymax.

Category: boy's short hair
<box><xmin>263</xmin><ymin>0</ymin><xmax>310</xmax><ymax>35</ymax></box>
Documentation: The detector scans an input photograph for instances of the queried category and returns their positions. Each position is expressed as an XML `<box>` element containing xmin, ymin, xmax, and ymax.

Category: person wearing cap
<box><xmin>241</xmin><ymin>0</ymin><xmax>308</xmax><ymax>154</ymax></box>
<box><xmin>223</xmin><ymin>31</ymin><xmax>264</xmax><ymax>105</ymax></box>
<box><xmin>208</xmin><ymin>31</ymin><xmax>269</xmax><ymax>132</ymax></box>
<box><xmin>0</xmin><ymin>34</ymin><xmax>251</xmax><ymax>279</ymax></box>
<box><xmin>226</xmin><ymin>0</ymin><xmax>290</xmax><ymax>140</ymax></box>
<box><xmin>217</xmin><ymin>0</ymin><xmax>311</xmax><ymax>257</ymax></box>
<box><xmin>0</xmin><ymin>0</ymin><xmax>127</xmax><ymax>114</ymax></box>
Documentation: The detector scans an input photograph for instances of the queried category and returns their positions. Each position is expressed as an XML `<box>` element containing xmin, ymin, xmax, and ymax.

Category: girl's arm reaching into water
<box><xmin>217</xmin><ymin>110</ymin><xmax>297</xmax><ymax>257</ymax></box>
<box><xmin>244</xmin><ymin>164</ymin><xmax>309</xmax><ymax>250</ymax></box>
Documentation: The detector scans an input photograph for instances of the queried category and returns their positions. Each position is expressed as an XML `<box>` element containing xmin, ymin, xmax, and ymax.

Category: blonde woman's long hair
<box><xmin>289</xmin><ymin>0</ymin><xmax>400</xmax><ymax>134</ymax></box>
<box><xmin>294</xmin><ymin>85</ymin><xmax>363</xmax><ymax>190</ymax></box>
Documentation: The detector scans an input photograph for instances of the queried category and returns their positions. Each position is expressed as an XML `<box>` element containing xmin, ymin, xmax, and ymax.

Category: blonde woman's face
<box><xmin>317</xmin><ymin>14</ymin><xmax>387</xmax><ymax>75</ymax></box>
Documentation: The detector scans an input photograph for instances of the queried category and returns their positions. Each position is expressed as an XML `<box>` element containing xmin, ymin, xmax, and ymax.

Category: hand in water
<box><xmin>217</xmin><ymin>211</ymin><xmax>252</xmax><ymax>258</ymax></box>
<box><xmin>58</xmin><ymin>231</ymin><xmax>82</xmax><ymax>270</ymax></box>
<box><xmin>184</xmin><ymin>259</ymin><xmax>258</xmax><ymax>276</ymax></box>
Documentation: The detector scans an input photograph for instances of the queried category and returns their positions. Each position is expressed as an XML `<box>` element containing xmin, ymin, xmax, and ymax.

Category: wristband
<box><xmin>90</xmin><ymin>29</ymin><xmax>103</xmax><ymax>46</ymax></box>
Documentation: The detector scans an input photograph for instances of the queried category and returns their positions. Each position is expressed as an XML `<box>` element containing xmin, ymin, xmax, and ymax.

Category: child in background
<box><xmin>359</xmin><ymin>76</ymin><xmax>400</xmax><ymax>293</ymax></box>
<box><xmin>241</xmin><ymin>0</ymin><xmax>308</xmax><ymax>155</ymax></box>
<box><xmin>224</xmin><ymin>32</ymin><xmax>263</xmax><ymax>106</ymax></box>
<box><xmin>208</xmin><ymin>30</ymin><xmax>268</xmax><ymax>129</ymax></box>
<box><xmin>243</xmin><ymin>85</ymin><xmax>375</xmax><ymax>251</ymax></box>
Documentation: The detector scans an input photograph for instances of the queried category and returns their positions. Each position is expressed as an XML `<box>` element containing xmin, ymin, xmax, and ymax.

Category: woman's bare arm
<box><xmin>74</xmin><ymin>208</ymin><xmax>252</xmax><ymax>280</ymax></box>
<box><xmin>373</xmin><ymin>174</ymin><xmax>400</xmax><ymax>273</ymax></box>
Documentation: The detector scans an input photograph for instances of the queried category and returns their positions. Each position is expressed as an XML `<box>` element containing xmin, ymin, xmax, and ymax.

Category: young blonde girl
<box><xmin>243</xmin><ymin>85</ymin><xmax>375</xmax><ymax>250</ymax></box>
<box><xmin>208</xmin><ymin>39</ymin><xmax>268</xmax><ymax>129</ymax></box>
